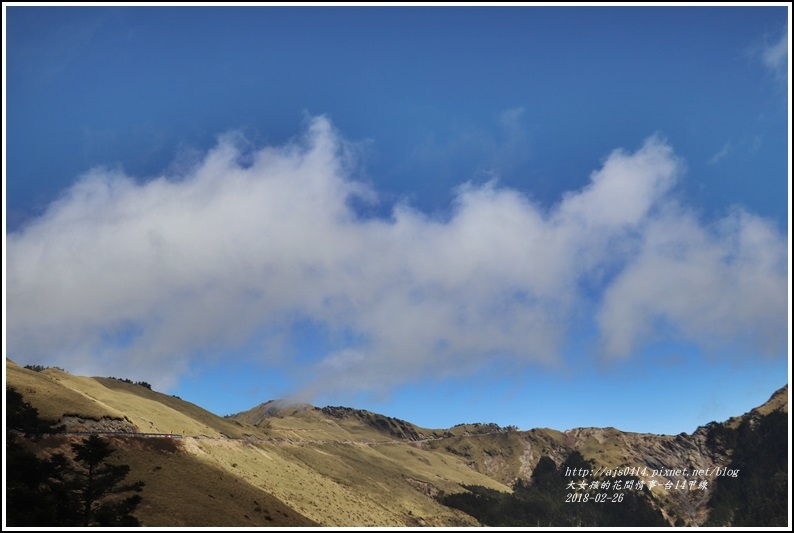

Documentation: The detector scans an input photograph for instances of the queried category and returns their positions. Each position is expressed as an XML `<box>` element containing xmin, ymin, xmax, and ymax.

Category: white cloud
<box><xmin>6</xmin><ymin>117</ymin><xmax>788</xmax><ymax>397</ymax></box>
<box><xmin>497</xmin><ymin>106</ymin><xmax>525</xmax><ymax>131</ymax></box>
<box><xmin>409</xmin><ymin>107</ymin><xmax>532</xmax><ymax>183</ymax></box>
<box><xmin>707</xmin><ymin>142</ymin><xmax>731</xmax><ymax>165</ymax></box>
<box><xmin>598</xmin><ymin>207</ymin><xmax>788</xmax><ymax>359</ymax></box>
<box><xmin>761</xmin><ymin>29</ymin><xmax>788</xmax><ymax>79</ymax></box>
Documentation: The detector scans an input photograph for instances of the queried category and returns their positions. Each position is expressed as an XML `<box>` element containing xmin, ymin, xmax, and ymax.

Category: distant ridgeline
<box><xmin>438</xmin><ymin>406</ymin><xmax>788</xmax><ymax>527</ymax></box>
<box><xmin>5</xmin><ymin>360</ymin><xmax>788</xmax><ymax>527</ymax></box>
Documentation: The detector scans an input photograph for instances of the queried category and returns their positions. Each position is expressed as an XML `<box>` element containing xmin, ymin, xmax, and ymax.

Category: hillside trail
<box><xmin>61</xmin><ymin>429</ymin><xmax>505</xmax><ymax>447</ymax></box>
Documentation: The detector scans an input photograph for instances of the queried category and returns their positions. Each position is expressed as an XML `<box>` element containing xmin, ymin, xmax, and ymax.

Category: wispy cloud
<box><xmin>409</xmin><ymin>107</ymin><xmax>532</xmax><ymax>185</ymax></box>
<box><xmin>707</xmin><ymin>142</ymin><xmax>731</xmax><ymax>165</ymax></box>
<box><xmin>7</xmin><ymin>117</ymin><xmax>788</xmax><ymax>398</ymax></box>
<box><xmin>758</xmin><ymin>28</ymin><xmax>788</xmax><ymax>80</ymax></box>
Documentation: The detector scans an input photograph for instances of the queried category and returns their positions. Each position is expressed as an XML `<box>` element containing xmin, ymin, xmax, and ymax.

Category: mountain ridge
<box><xmin>232</xmin><ymin>384</ymin><xmax>789</xmax><ymax>438</ymax></box>
<box><xmin>5</xmin><ymin>359</ymin><xmax>788</xmax><ymax>527</ymax></box>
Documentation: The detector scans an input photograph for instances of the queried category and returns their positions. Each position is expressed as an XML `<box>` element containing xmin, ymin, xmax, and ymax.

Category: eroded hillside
<box><xmin>5</xmin><ymin>359</ymin><xmax>788</xmax><ymax>527</ymax></box>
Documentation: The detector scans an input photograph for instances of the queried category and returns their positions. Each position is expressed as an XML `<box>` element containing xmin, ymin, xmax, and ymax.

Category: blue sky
<box><xmin>3</xmin><ymin>5</ymin><xmax>790</xmax><ymax>435</ymax></box>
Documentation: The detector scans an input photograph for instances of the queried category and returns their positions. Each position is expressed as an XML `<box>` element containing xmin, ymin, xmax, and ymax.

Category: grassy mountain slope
<box><xmin>6</xmin><ymin>360</ymin><xmax>503</xmax><ymax>526</ymax></box>
<box><xmin>22</xmin><ymin>433</ymin><xmax>317</xmax><ymax>527</ymax></box>
<box><xmin>6</xmin><ymin>361</ymin><xmax>249</xmax><ymax>438</ymax></box>
<box><xmin>5</xmin><ymin>359</ymin><xmax>788</xmax><ymax>527</ymax></box>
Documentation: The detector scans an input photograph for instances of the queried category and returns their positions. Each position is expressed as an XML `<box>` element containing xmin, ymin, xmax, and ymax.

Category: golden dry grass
<box><xmin>26</xmin><ymin>433</ymin><xmax>317</xmax><ymax>527</ymax></box>
<box><xmin>175</xmin><ymin>432</ymin><xmax>508</xmax><ymax>525</ymax></box>
<box><xmin>12</xmin><ymin>359</ymin><xmax>776</xmax><ymax>527</ymax></box>
<box><xmin>6</xmin><ymin>360</ymin><xmax>252</xmax><ymax>438</ymax></box>
<box><xmin>5</xmin><ymin>359</ymin><xmax>503</xmax><ymax>526</ymax></box>
<box><xmin>6</xmin><ymin>361</ymin><xmax>125</xmax><ymax>421</ymax></box>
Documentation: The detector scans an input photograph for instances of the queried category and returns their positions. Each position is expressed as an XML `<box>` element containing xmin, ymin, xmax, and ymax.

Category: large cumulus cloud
<box><xmin>6</xmin><ymin>117</ymin><xmax>788</xmax><ymax>395</ymax></box>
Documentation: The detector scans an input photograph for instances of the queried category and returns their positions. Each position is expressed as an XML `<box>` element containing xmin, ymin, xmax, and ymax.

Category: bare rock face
<box><xmin>404</xmin><ymin>476</ymin><xmax>442</xmax><ymax>499</ymax></box>
<box><xmin>58</xmin><ymin>415</ymin><xmax>139</xmax><ymax>433</ymax></box>
<box><xmin>561</xmin><ymin>426</ymin><xmax>724</xmax><ymax>524</ymax></box>
<box><xmin>444</xmin><ymin>386</ymin><xmax>787</xmax><ymax>526</ymax></box>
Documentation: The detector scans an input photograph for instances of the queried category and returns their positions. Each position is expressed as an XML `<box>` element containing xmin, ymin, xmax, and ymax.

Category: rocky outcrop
<box><xmin>563</xmin><ymin>426</ymin><xmax>724</xmax><ymax>524</ymax></box>
<box><xmin>445</xmin><ymin>387</ymin><xmax>787</xmax><ymax>526</ymax></box>
<box><xmin>58</xmin><ymin>415</ymin><xmax>139</xmax><ymax>433</ymax></box>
